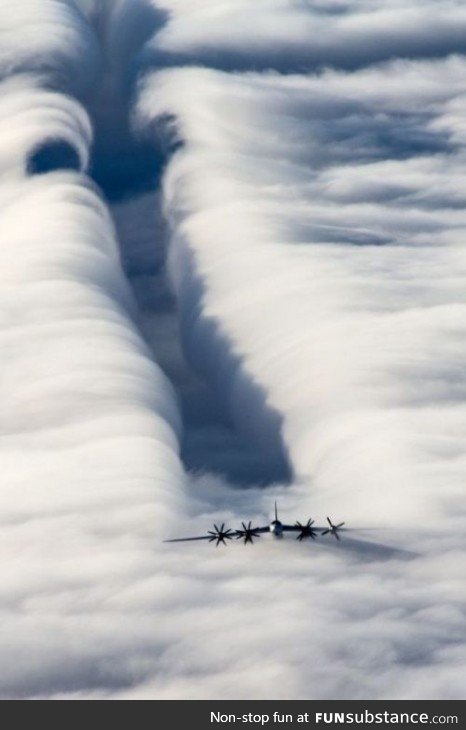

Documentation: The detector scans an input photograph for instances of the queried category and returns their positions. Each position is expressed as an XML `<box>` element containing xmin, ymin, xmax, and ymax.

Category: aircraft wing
<box><xmin>280</xmin><ymin>524</ymin><xmax>334</xmax><ymax>531</ymax></box>
<box><xmin>163</xmin><ymin>535</ymin><xmax>217</xmax><ymax>543</ymax></box>
<box><xmin>281</xmin><ymin>523</ymin><xmax>319</xmax><ymax>538</ymax></box>
<box><xmin>282</xmin><ymin>519</ymin><xmax>347</xmax><ymax>540</ymax></box>
<box><xmin>164</xmin><ymin>523</ymin><xmax>270</xmax><ymax>544</ymax></box>
<box><xmin>164</xmin><ymin>513</ymin><xmax>348</xmax><ymax>544</ymax></box>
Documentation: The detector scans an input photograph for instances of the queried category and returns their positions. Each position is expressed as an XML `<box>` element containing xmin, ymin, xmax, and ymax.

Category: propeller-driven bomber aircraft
<box><xmin>164</xmin><ymin>503</ymin><xmax>346</xmax><ymax>546</ymax></box>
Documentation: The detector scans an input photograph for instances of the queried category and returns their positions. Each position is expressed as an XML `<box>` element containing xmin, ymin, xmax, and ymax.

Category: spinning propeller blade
<box><xmin>295</xmin><ymin>518</ymin><xmax>317</xmax><ymax>541</ymax></box>
<box><xmin>236</xmin><ymin>521</ymin><xmax>261</xmax><ymax>544</ymax></box>
<box><xmin>322</xmin><ymin>517</ymin><xmax>345</xmax><ymax>540</ymax></box>
<box><xmin>207</xmin><ymin>523</ymin><xmax>235</xmax><ymax>546</ymax></box>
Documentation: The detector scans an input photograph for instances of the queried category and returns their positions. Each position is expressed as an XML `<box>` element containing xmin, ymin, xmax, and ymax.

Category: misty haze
<box><xmin>0</xmin><ymin>0</ymin><xmax>465</xmax><ymax>700</ymax></box>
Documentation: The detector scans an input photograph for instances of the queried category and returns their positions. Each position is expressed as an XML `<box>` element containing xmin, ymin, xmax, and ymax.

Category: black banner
<box><xmin>4</xmin><ymin>700</ymin><xmax>465</xmax><ymax>728</ymax></box>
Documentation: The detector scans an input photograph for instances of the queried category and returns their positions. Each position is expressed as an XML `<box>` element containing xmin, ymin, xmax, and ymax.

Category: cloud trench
<box><xmin>0</xmin><ymin>0</ymin><xmax>465</xmax><ymax>699</ymax></box>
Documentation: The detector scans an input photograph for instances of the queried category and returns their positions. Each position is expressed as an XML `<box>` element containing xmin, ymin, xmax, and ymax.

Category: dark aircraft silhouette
<box><xmin>164</xmin><ymin>503</ymin><xmax>346</xmax><ymax>546</ymax></box>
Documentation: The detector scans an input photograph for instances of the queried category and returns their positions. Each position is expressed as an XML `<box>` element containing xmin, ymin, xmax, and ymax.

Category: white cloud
<box><xmin>0</xmin><ymin>0</ymin><xmax>100</xmax><ymax>95</ymax></box>
<box><xmin>133</xmin><ymin>58</ymin><xmax>466</xmax><ymax>696</ymax></box>
<box><xmin>137</xmin><ymin>61</ymin><xmax>466</xmax><ymax>522</ymax></box>
<box><xmin>143</xmin><ymin>0</ymin><xmax>466</xmax><ymax>71</ymax></box>
<box><xmin>0</xmin><ymin>11</ymin><xmax>185</xmax><ymax>694</ymax></box>
<box><xmin>0</xmin><ymin>0</ymin><xmax>465</xmax><ymax>701</ymax></box>
<box><xmin>0</xmin><ymin>75</ymin><xmax>92</xmax><ymax>177</ymax></box>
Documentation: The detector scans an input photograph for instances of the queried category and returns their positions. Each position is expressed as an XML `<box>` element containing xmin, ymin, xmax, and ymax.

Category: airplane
<box><xmin>163</xmin><ymin>503</ymin><xmax>345</xmax><ymax>546</ymax></box>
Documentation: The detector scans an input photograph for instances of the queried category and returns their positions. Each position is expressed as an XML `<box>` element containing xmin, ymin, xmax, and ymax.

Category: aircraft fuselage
<box><xmin>269</xmin><ymin>520</ymin><xmax>283</xmax><ymax>537</ymax></box>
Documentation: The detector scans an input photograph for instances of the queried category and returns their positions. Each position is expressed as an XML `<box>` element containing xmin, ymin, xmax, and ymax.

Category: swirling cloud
<box><xmin>1</xmin><ymin>0</ymin><xmax>465</xmax><ymax>701</ymax></box>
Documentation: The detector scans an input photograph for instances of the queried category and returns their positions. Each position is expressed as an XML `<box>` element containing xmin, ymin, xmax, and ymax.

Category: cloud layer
<box><xmin>142</xmin><ymin>0</ymin><xmax>466</xmax><ymax>72</ymax></box>
<box><xmin>0</xmin><ymin>20</ymin><xmax>185</xmax><ymax>695</ymax></box>
<box><xmin>0</xmin><ymin>0</ymin><xmax>465</xmax><ymax>700</ymax></box>
<box><xmin>138</xmin><ymin>59</ymin><xmax>466</xmax><ymax>524</ymax></box>
<box><xmin>0</xmin><ymin>0</ymin><xmax>100</xmax><ymax>95</ymax></box>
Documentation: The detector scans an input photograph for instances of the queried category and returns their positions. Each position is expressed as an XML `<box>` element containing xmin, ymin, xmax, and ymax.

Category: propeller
<box><xmin>207</xmin><ymin>523</ymin><xmax>235</xmax><ymax>546</ymax></box>
<box><xmin>295</xmin><ymin>519</ymin><xmax>317</xmax><ymax>541</ymax></box>
<box><xmin>236</xmin><ymin>521</ymin><xmax>261</xmax><ymax>545</ymax></box>
<box><xmin>322</xmin><ymin>517</ymin><xmax>345</xmax><ymax>541</ymax></box>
